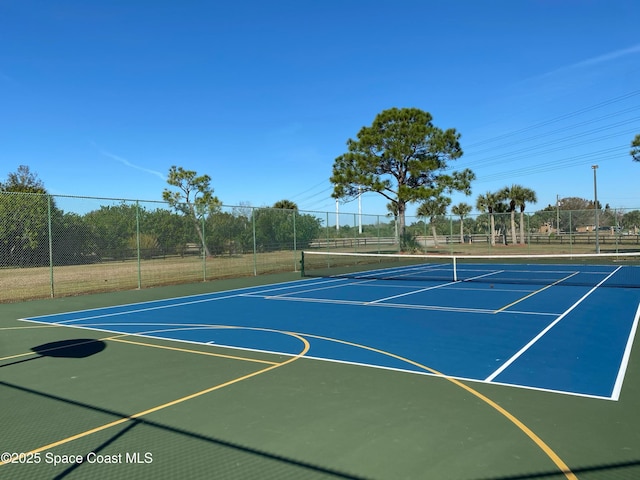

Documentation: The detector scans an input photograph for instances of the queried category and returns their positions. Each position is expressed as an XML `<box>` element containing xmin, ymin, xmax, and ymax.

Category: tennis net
<box><xmin>300</xmin><ymin>250</ymin><xmax>640</xmax><ymax>288</ymax></box>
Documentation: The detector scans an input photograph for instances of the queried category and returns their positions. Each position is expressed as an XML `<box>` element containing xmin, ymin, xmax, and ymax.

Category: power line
<box><xmin>475</xmin><ymin>147</ymin><xmax>623</xmax><ymax>183</ymax></box>
<box><xmin>463</xmin><ymin>89</ymin><xmax>640</xmax><ymax>149</ymax></box>
<box><xmin>444</xmin><ymin>88</ymin><xmax>640</xmax><ymax>185</ymax></box>
<box><xmin>462</xmin><ymin>109</ymin><xmax>639</xmax><ymax>160</ymax></box>
<box><xmin>288</xmin><ymin>178</ymin><xmax>329</xmax><ymax>200</ymax></box>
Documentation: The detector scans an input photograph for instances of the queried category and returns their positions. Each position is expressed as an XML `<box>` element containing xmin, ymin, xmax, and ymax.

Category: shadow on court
<box><xmin>2</xmin><ymin>378</ymin><xmax>639</xmax><ymax>480</ymax></box>
<box><xmin>0</xmin><ymin>339</ymin><xmax>106</xmax><ymax>369</ymax></box>
<box><xmin>0</xmin><ymin>379</ymin><xmax>370</xmax><ymax>480</ymax></box>
<box><xmin>32</xmin><ymin>338</ymin><xmax>106</xmax><ymax>358</ymax></box>
<box><xmin>475</xmin><ymin>459</ymin><xmax>640</xmax><ymax>480</ymax></box>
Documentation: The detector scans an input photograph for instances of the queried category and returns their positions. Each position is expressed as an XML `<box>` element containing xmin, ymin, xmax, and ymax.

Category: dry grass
<box><xmin>0</xmin><ymin>251</ymin><xmax>301</xmax><ymax>303</ymax></box>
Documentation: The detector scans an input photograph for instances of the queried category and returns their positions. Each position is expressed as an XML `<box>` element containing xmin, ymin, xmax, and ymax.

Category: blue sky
<box><xmin>1</xmin><ymin>0</ymin><xmax>638</xmax><ymax>219</ymax></box>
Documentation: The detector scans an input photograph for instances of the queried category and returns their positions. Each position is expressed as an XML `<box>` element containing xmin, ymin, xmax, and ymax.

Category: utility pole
<box><xmin>592</xmin><ymin>165</ymin><xmax>600</xmax><ymax>254</ymax></box>
<box><xmin>556</xmin><ymin>194</ymin><xmax>560</xmax><ymax>234</ymax></box>
<box><xmin>358</xmin><ymin>186</ymin><xmax>362</xmax><ymax>234</ymax></box>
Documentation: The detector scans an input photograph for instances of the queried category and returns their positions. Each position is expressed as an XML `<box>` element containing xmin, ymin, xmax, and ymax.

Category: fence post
<box><xmin>136</xmin><ymin>201</ymin><xmax>142</xmax><ymax>289</ymax></box>
<box><xmin>423</xmin><ymin>218</ymin><xmax>427</xmax><ymax>244</ymax></box>
<box><xmin>569</xmin><ymin>211</ymin><xmax>573</xmax><ymax>254</ymax></box>
<box><xmin>449</xmin><ymin>214</ymin><xmax>454</xmax><ymax>255</ymax></box>
<box><xmin>615</xmin><ymin>208</ymin><xmax>619</xmax><ymax>254</ymax></box>
<box><xmin>202</xmin><ymin>215</ymin><xmax>207</xmax><ymax>281</ymax></box>
<box><xmin>293</xmin><ymin>210</ymin><xmax>297</xmax><ymax>272</ymax></box>
<box><xmin>326</xmin><ymin>212</ymin><xmax>330</xmax><ymax>252</ymax></box>
<box><xmin>527</xmin><ymin>214</ymin><xmax>531</xmax><ymax>254</ymax></box>
<box><xmin>47</xmin><ymin>194</ymin><xmax>54</xmax><ymax>298</ymax></box>
<box><xmin>252</xmin><ymin>207</ymin><xmax>257</xmax><ymax>276</ymax></box>
<box><xmin>353</xmin><ymin>213</ymin><xmax>357</xmax><ymax>252</ymax></box>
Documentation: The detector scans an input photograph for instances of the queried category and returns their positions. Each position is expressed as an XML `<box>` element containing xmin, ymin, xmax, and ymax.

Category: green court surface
<box><xmin>1</xmin><ymin>273</ymin><xmax>640</xmax><ymax>480</ymax></box>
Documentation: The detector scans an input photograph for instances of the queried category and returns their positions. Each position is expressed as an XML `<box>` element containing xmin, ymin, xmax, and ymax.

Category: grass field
<box><xmin>0</xmin><ymin>252</ymin><xmax>299</xmax><ymax>303</ymax></box>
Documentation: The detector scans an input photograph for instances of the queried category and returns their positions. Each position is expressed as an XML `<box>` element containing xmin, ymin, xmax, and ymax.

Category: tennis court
<box><xmin>2</xmin><ymin>252</ymin><xmax>640</xmax><ymax>479</ymax></box>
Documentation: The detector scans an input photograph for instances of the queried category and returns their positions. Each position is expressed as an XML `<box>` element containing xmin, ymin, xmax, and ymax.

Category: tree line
<box><xmin>0</xmin><ymin>166</ymin><xmax>321</xmax><ymax>267</ymax></box>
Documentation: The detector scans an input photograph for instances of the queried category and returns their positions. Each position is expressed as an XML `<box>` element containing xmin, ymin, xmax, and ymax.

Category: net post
<box><xmin>452</xmin><ymin>256</ymin><xmax>457</xmax><ymax>282</ymax></box>
<box><xmin>300</xmin><ymin>251</ymin><xmax>305</xmax><ymax>277</ymax></box>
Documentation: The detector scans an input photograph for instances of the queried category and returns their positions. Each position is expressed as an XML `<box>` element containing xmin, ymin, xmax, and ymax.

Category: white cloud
<box><xmin>99</xmin><ymin>149</ymin><xmax>166</xmax><ymax>181</ymax></box>
<box><xmin>570</xmin><ymin>43</ymin><xmax>640</xmax><ymax>69</ymax></box>
<box><xmin>536</xmin><ymin>43</ymin><xmax>640</xmax><ymax>80</ymax></box>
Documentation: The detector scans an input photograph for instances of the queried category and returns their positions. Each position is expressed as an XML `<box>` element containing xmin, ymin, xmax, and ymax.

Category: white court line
<box><xmin>357</xmin><ymin>283</ymin><xmax>536</xmax><ymax>294</ymax></box>
<box><xmin>366</xmin><ymin>281</ymin><xmax>458</xmax><ymax>304</ymax></box>
<box><xmin>18</xmin><ymin>317</ymin><xmax>612</xmax><ymax>400</ymax></box>
<box><xmin>462</xmin><ymin>270</ymin><xmax>505</xmax><ymax>281</ymax></box>
<box><xmin>254</xmin><ymin>278</ymin><xmax>376</xmax><ymax>300</ymax></box>
<box><xmin>27</xmin><ymin>277</ymin><xmax>348</xmax><ymax>325</ymax></box>
<box><xmin>258</xmin><ymin>269</ymin><xmax>560</xmax><ymax>314</ymax></box>
<box><xmin>334</xmin><ymin>261</ymin><xmax>447</xmax><ymax>280</ymax></box>
<box><xmin>363</xmin><ymin>269</ymin><xmax>505</xmax><ymax>304</ymax></box>
<box><xmin>611</xmin><ymin>302</ymin><xmax>640</xmax><ymax>401</ymax></box>
<box><xmin>265</xmin><ymin>294</ymin><xmax>490</xmax><ymax>312</ymax></box>
<box><xmin>263</xmin><ymin>296</ymin><xmax>372</xmax><ymax>307</ymax></box>
<box><xmin>263</xmin><ymin>294</ymin><xmax>559</xmax><ymax>316</ymax></box>
<box><xmin>484</xmin><ymin>266</ymin><xmax>623</xmax><ymax>383</ymax></box>
<box><xmin>23</xmin><ymin>277</ymin><xmax>333</xmax><ymax>321</ymax></box>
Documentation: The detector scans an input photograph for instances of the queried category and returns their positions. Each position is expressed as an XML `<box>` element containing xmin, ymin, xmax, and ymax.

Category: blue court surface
<box><xmin>21</xmin><ymin>262</ymin><xmax>640</xmax><ymax>401</ymax></box>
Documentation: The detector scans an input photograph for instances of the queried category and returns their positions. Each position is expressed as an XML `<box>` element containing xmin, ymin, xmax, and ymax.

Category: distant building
<box><xmin>539</xmin><ymin>222</ymin><xmax>558</xmax><ymax>234</ymax></box>
<box><xmin>576</xmin><ymin>225</ymin><xmax>617</xmax><ymax>234</ymax></box>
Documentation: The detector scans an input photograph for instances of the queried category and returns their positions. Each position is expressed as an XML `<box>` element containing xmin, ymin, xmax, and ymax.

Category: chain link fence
<box><xmin>403</xmin><ymin>206</ymin><xmax>639</xmax><ymax>255</ymax></box>
<box><xmin>1</xmin><ymin>191</ymin><xmax>639</xmax><ymax>302</ymax></box>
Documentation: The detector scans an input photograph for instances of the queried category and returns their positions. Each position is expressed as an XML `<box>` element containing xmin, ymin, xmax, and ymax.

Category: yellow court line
<box><xmin>0</xmin><ymin>329</ymin><xmax>310</xmax><ymax>467</ymax></box>
<box><xmin>1</xmin><ymin>326</ymin><xmax>276</xmax><ymax>365</ymax></box>
<box><xmin>301</xmin><ymin>332</ymin><xmax>577</xmax><ymax>480</ymax></box>
<box><xmin>0</xmin><ymin>337</ymin><xmax>111</xmax><ymax>363</ymax></box>
<box><xmin>108</xmin><ymin>337</ymin><xmax>278</xmax><ymax>365</ymax></box>
<box><xmin>3</xmin><ymin>322</ymin><xmax>576</xmax><ymax>478</ymax></box>
<box><xmin>0</xmin><ymin>324</ymin><xmax>59</xmax><ymax>331</ymax></box>
<box><xmin>0</xmin><ymin>334</ymin><xmax>135</xmax><ymax>363</ymax></box>
<box><xmin>0</xmin><ymin>325</ymin><xmax>69</xmax><ymax>361</ymax></box>
<box><xmin>0</xmin><ymin>351</ymin><xmax>39</xmax><ymax>362</ymax></box>
<box><xmin>494</xmin><ymin>272</ymin><xmax>580</xmax><ymax>313</ymax></box>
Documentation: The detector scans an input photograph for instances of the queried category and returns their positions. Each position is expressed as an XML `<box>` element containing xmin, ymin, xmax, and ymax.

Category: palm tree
<box><xmin>417</xmin><ymin>197</ymin><xmax>451</xmax><ymax>248</ymax></box>
<box><xmin>512</xmin><ymin>186</ymin><xmax>537</xmax><ymax>245</ymax></box>
<box><xmin>502</xmin><ymin>185</ymin><xmax>520</xmax><ymax>245</ymax></box>
<box><xmin>451</xmin><ymin>202</ymin><xmax>472</xmax><ymax>244</ymax></box>
<box><xmin>273</xmin><ymin>199</ymin><xmax>298</xmax><ymax>211</ymax></box>
<box><xmin>502</xmin><ymin>184</ymin><xmax>537</xmax><ymax>244</ymax></box>
<box><xmin>476</xmin><ymin>191</ymin><xmax>503</xmax><ymax>247</ymax></box>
